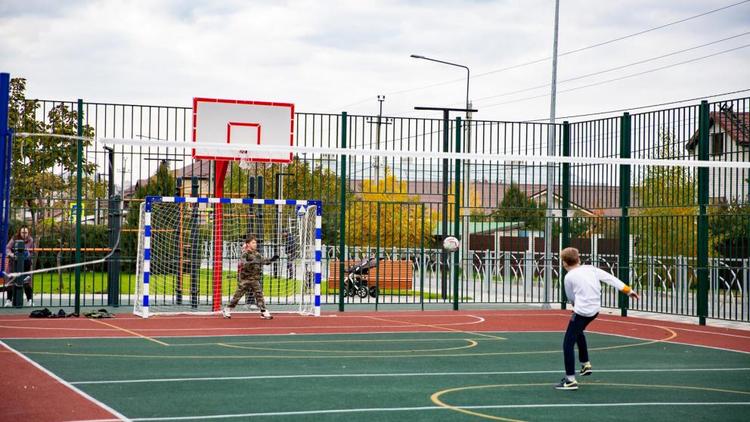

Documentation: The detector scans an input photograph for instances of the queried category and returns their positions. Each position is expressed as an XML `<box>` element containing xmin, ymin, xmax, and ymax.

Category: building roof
<box><xmin>124</xmin><ymin>160</ymin><xmax>212</xmax><ymax>197</ymax></box>
<box><xmin>686</xmin><ymin>108</ymin><xmax>750</xmax><ymax>151</ymax></box>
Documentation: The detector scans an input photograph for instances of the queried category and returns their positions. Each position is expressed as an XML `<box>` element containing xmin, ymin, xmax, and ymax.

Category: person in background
<box><xmin>4</xmin><ymin>225</ymin><xmax>35</xmax><ymax>307</ymax></box>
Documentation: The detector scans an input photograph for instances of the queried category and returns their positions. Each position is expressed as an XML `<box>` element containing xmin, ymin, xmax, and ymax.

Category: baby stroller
<box><xmin>343</xmin><ymin>257</ymin><xmax>379</xmax><ymax>298</ymax></box>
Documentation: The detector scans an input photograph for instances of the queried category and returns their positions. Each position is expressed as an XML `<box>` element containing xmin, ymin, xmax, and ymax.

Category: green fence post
<box><xmin>619</xmin><ymin>112</ymin><xmax>631</xmax><ymax>317</ymax></box>
<box><xmin>453</xmin><ymin>117</ymin><xmax>462</xmax><ymax>311</ymax></box>
<box><xmin>376</xmin><ymin>203</ymin><xmax>381</xmax><ymax>311</ymax></box>
<box><xmin>560</xmin><ymin>121</ymin><xmax>570</xmax><ymax>309</ymax></box>
<box><xmin>338</xmin><ymin>112</ymin><xmax>348</xmax><ymax>312</ymax></box>
<box><xmin>697</xmin><ymin>101</ymin><xmax>710</xmax><ymax>325</ymax></box>
<box><xmin>74</xmin><ymin>99</ymin><xmax>83</xmax><ymax>315</ymax></box>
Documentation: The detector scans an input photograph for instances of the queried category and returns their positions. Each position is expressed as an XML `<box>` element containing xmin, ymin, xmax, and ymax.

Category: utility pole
<box><xmin>544</xmin><ymin>0</ymin><xmax>561</xmax><ymax>309</ymax></box>
<box><xmin>367</xmin><ymin>95</ymin><xmax>391</xmax><ymax>180</ymax></box>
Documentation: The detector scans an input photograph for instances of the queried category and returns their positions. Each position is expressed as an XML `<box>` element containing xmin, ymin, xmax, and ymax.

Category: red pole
<box><xmin>213</xmin><ymin>161</ymin><xmax>229</xmax><ymax>311</ymax></box>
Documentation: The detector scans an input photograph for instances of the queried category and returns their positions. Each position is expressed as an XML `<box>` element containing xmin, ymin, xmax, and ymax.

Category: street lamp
<box><xmin>411</xmin><ymin>54</ymin><xmax>474</xmax><ymax>298</ymax></box>
<box><xmin>410</xmin><ymin>55</ymin><xmax>470</xmax><ymax>121</ymax></box>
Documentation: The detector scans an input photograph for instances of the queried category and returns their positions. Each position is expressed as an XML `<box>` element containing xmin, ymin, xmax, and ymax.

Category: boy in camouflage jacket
<box><xmin>223</xmin><ymin>235</ymin><xmax>278</xmax><ymax>319</ymax></box>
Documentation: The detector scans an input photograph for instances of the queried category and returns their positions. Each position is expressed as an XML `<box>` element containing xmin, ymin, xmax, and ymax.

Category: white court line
<box><xmin>127</xmin><ymin>402</ymin><xmax>750</xmax><ymax>421</ymax></box>
<box><xmin>0</xmin><ymin>341</ymin><xmax>130</xmax><ymax>421</ymax></box>
<box><xmin>70</xmin><ymin>367</ymin><xmax>750</xmax><ymax>385</ymax></box>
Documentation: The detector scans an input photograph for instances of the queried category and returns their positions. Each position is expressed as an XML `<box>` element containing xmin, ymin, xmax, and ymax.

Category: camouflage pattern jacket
<box><xmin>239</xmin><ymin>250</ymin><xmax>272</xmax><ymax>282</ymax></box>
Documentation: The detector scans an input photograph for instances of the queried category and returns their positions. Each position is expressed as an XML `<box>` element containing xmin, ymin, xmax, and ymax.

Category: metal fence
<box><xmin>2</xmin><ymin>91</ymin><xmax>749</xmax><ymax>323</ymax></box>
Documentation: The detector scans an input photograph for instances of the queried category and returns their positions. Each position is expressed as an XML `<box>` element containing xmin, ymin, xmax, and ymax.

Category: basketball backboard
<box><xmin>192</xmin><ymin>97</ymin><xmax>294</xmax><ymax>163</ymax></box>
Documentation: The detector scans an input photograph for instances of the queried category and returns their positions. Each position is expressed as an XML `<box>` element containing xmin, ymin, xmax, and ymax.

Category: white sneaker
<box><xmin>26</xmin><ymin>299</ymin><xmax>34</xmax><ymax>307</ymax></box>
<box><xmin>261</xmin><ymin>310</ymin><xmax>273</xmax><ymax>320</ymax></box>
<box><xmin>4</xmin><ymin>300</ymin><xmax>12</xmax><ymax>307</ymax></box>
<box><xmin>222</xmin><ymin>307</ymin><xmax>231</xmax><ymax>318</ymax></box>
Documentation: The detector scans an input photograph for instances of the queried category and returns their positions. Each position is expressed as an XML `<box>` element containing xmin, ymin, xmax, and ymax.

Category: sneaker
<box><xmin>222</xmin><ymin>307</ymin><xmax>231</xmax><ymax>319</ymax></box>
<box><xmin>554</xmin><ymin>378</ymin><xmax>578</xmax><ymax>390</ymax></box>
<box><xmin>4</xmin><ymin>300</ymin><xmax>12</xmax><ymax>307</ymax></box>
<box><xmin>261</xmin><ymin>310</ymin><xmax>273</xmax><ymax>320</ymax></box>
<box><xmin>26</xmin><ymin>299</ymin><xmax>34</xmax><ymax>307</ymax></box>
<box><xmin>580</xmin><ymin>363</ymin><xmax>592</xmax><ymax>376</ymax></box>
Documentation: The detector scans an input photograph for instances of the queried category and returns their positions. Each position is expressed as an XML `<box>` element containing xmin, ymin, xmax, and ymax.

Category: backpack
<box><xmin>29</xmin><ymin>308</ymin><xmax>52</xmax><ymax>318</ymax></box>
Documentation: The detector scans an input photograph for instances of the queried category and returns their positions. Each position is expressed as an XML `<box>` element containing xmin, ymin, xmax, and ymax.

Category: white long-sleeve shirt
<box><xmin>564</xmin><ymin>265</ymin><xmax>633</xmax><ymax>317</ymax></box>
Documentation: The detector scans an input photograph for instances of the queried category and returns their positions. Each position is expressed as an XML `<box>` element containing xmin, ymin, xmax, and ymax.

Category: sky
<box><xmin>1</xmin><ymin>0</ymin><xmax>749</xmax><ymax>122</ymax></box>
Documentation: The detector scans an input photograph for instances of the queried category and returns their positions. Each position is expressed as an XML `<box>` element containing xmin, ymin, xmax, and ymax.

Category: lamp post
<box><xmin>411</xmin><ymin>54</ymin><xmax>474</xmax><ymax>286</ymax></box>
<box><xmin>410</xmin><ymin>55</ymin><xmax>470</xmax><ymax>122</ymax></box>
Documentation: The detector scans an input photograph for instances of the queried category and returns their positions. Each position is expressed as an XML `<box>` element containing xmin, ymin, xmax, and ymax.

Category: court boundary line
<box><xmin>69</xmin><ymin>367</ymin><xmax>750</xmax><ymax>385</ymax></box>
<box><xmin>0</xmin><ymin>340</ymin><xmax>129</xmax><ymax>421</ymax></box>
<box><xmin>118</xmin><ymin>401</ymin><xmax>750</xmax><ymax>421</ymax></box>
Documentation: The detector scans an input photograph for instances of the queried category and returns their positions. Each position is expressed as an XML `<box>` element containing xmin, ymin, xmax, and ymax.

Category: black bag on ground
<box><xmin>29</xmin><ymin>308</ymin><xmax>52</xmax><ymax>318</ymax></box>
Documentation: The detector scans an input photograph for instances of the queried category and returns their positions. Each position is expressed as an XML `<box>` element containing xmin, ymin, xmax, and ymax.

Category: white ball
<box><xmin>443</xmin><ymin>236</ymin><xmax>460</xmax><ymax>252</ymax></box>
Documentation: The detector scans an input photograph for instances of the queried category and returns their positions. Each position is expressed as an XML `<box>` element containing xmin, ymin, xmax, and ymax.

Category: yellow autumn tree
<box><xmin>346</xmin><ymin>169</ymin><xmax>437</xmax><ymax>248</ymax></box>
<box><xmin>444</xmin><ymin>182</ymin><xmax>482</xmax><ymax>220</ymax></box>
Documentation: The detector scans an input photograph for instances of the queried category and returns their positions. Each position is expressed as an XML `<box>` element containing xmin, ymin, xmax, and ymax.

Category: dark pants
<box><xmin>231</xmin><ymin>278</ymin><xmax>266</xmax><ymax>311</ymax></box>
<box><xmin>5</xmin><ymin>259</ymin><xmax>33</xmax><ymax>301</ymax></box>
<box><xmin>563</xmin><ymin>312</ymin><xmax>598</xmax><ymax>376</ymax></box>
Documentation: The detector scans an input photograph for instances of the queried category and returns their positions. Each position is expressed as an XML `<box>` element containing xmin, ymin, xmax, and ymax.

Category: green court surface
<box><xmin>4</xmin><ymin>331</ymin><xmax>750</xmax><ymax>421</ymax></box>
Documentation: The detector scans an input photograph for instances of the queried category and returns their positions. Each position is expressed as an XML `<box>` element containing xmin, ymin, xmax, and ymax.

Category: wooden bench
<box><xmin>327</xmin><ymin>260</ymin><xmax>414</xmax><ymax>290</ymax></box>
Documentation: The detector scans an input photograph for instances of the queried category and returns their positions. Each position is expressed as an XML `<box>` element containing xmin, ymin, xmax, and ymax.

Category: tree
<box><xmin>490</xmin><ymin>183</ymin><xmax>545</xmax><ymax>231</ymax></box>
<box><xmin>709</xmin><ymin>200</ymin><xmax>750</xmax><ymax>258</ymax></box>
<box><xmin>634</xmin><ymin>135</ymin><xmax>697</xmax><ymax>257</ymax></box>
<box><xmin>8</xmin><ymin>78</ymin><xmax>95</xmax><ymax>225</ymax></box>
<box><xmin>346</xmin><ymin>168</ymin><xmax>436</xmax><ymax>248</ymax></box>
<box><xmin>445</xmin><ymin>183</ymin><xmax>482</xmax><ymax>221</ymax></box>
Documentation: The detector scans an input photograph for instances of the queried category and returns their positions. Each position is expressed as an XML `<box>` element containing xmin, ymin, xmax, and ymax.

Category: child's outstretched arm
<box><xmin>593</xmin><ymin>267</ymin><xmax>639</xmax><ymax>299</ymax></box>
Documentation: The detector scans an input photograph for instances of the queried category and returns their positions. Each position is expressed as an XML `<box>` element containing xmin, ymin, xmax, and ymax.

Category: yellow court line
<box><xmin>431</xmin><ymin>382</ymin><xmax>750</xmax><ymax>421</ymax></box>
<box><xmin>89</xmin><ymin>320</ymin><xmax>170</xmax><ymax>347</ymax></box>
<box><xmin>216</xmin><ymin>338</ymin><xmax>478</xmax><ymax>354</ymax></box>
<box><xmin>364</xmin><ymin>315</ymin><xmax>507</xmax><ymax>341</ymax></box>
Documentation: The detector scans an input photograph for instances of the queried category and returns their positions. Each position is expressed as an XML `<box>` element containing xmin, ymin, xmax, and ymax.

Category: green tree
<box><xmin>345</xmin><ymin>168</ymin><xmax>436</xmax><ymax>248</ymax></box>
<box><xmin>709</xmin><ymin>200</ymin><xmax>750</xmax><ymax>258</ymax></box>
<box><xmin>634</xmin><ymin>135</ymin><xmax>697</xmax><ymax>257</ymax></box>
<box><xmin>8</xmin><ymin>78</ymin><xmax>95</xmax><ymax>225</ymax></box>
<box><xmin>490</xmin><ymin>183</ymin><xmax>545</xmax><ymax>231</ymax></box>
<box><xmin>122</xmin><ymin>160</ymin><xmax>178</xmax><ymax>270</ymax></box>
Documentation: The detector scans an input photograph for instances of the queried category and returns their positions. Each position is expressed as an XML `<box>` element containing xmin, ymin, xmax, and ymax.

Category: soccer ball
<box><xmin>442</xmin><ymin>236</ymin><xmax>460</xmax><ymax>252</ymax></box>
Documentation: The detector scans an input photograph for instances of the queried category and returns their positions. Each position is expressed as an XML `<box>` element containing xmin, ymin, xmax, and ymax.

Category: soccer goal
<box><xmin>134</xmin><ymin>196</ymin><xmax>321</xmax><ymax>318</ymax></box>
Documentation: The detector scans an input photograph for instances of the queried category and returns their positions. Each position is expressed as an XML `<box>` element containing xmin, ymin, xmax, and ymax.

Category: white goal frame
<box><xmin>134</xmin><ymin>195</ymin><xmax>322</xmax><ymax>318</ymax></box>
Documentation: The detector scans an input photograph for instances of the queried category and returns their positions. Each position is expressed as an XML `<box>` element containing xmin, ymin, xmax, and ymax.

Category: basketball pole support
<box><xmin>213</xmin><ymin>161</ymin><xmax>229</xmax><ymax>312</ymax></box>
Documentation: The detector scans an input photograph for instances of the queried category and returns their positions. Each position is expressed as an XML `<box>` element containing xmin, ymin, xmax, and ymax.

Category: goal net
<box><xmin>134</xmin><ymin>196</ymin><xmax>321</xmax><ymax>318</ymax></box>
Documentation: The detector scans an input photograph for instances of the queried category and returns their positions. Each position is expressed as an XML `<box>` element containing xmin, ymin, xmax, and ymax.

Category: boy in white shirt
<box><xmin>556</xmin><ymin>247</ymin><xmax>639</xmax><ymax>390</ymax></box>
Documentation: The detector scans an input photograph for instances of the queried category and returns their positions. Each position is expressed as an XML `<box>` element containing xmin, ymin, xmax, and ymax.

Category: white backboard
<box><xmin>192</xmin><ymin>97</ymin><xmax>294</xmax><ymax>163</ymax></box>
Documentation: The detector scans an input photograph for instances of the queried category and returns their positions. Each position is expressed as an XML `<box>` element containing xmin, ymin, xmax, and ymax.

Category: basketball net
<box><xmin>238</xmin><ymin>150</ymin><xmax>254</xmax><ymax>170</ymax></box>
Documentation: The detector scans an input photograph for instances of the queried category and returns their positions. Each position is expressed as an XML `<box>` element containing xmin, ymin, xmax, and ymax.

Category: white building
<box><xmin>685</xmin><ymin>106</ymin><xmax>749</xmax><ymax>202</ymax></box>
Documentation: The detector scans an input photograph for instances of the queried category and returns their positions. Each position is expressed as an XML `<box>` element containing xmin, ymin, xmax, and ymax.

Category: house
<box><xmin>685</xmin><ymin>105</ymin><xmax>750</xmax><ymax>201</ymax></box>
<box><xmin>124</xmin><ymin>160</ymin><xmax>212</xmax><ymax>199</ymax></box>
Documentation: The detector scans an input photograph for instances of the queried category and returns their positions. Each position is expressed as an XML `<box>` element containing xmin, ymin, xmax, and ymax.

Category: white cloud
<box><xmin>0</xmin><ymin>0</ymin><xmax>748</xmax><ymax>121</ymax></box>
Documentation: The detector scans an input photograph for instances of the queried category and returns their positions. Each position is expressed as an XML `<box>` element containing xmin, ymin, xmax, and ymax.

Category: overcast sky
<box><xmin>1</xmin><ymin>0</ymin><xmax>748</xmax><ymax>122</ymax></box>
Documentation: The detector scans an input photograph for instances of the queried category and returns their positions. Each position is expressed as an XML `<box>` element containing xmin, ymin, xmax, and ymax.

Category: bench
<box><xmin>327</xmin><ymin>260</ymin><xmax>414</xmax><ymax>290</ymax></box>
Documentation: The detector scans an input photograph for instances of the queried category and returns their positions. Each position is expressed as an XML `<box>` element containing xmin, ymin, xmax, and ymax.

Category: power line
<box><xmin>480</xmin><ymin>44</ymin><xmax>750</xmax><ymax>110</ymax></box>
<box><xmin>346</xmin><ymin>0</ymin><xmax>750</xmax><ymax>106</ymax></box>
<box><xmin>523</xmin><ymin>88</ymin><xmax>750</xmax><ymax>122</ymax></box>
<box><xmin>472</xmin><ymin>32</ymin><xmax>750</xmax><ymax>103</ymax></box>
